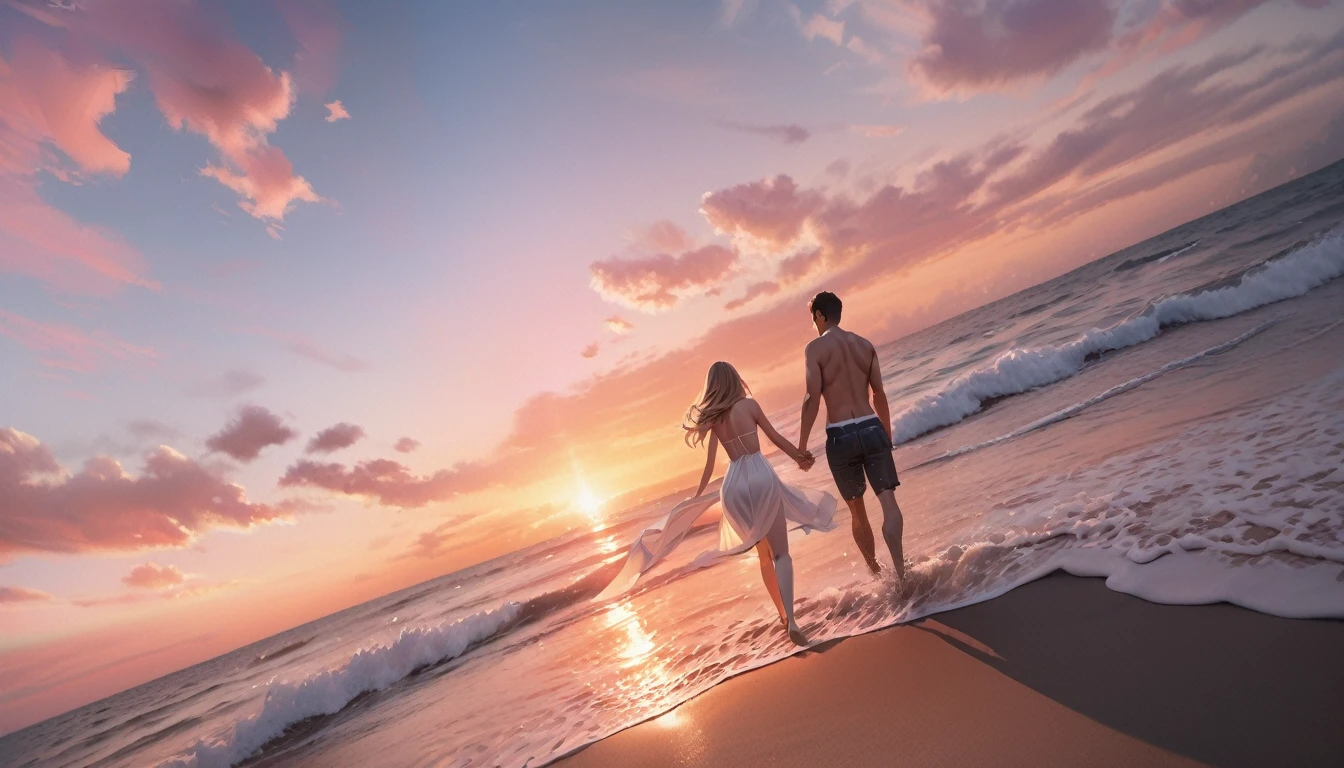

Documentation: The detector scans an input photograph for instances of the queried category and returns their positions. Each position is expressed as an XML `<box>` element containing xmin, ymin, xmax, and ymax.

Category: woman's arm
<box><xmin>751</xmin><ymin>401</ymin><xmax>806</xmax><ymax>462</ymax></box>
<box><xmin>694</xmin><ymin>432</ymin><xmax>719</xmax><ymax>497</ymax></box>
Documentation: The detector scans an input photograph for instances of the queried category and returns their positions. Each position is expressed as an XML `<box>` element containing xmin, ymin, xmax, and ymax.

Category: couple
<box><xmin>597</xmin><ymin>291</ymin><xmax>906</xmax><ymax>645</ymax></box>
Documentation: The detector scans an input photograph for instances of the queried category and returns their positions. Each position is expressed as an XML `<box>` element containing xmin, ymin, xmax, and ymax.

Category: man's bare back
<box><xmin>805</xmin><ymin>328</ymin><xmax>879</xmax><ymax>425</ymax></box>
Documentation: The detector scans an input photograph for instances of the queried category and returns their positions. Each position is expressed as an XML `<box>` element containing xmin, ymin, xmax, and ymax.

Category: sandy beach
<box><xmin>557</xmin><ymin>573</ymin><xmax>1344</xmax><ymax>768</ymax></box>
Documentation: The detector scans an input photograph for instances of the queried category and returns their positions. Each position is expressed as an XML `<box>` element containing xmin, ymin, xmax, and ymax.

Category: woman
<box><xmin>597</xmin><ymin>362</ymin><xmax>837</xmax><ymax>644</ymax></box>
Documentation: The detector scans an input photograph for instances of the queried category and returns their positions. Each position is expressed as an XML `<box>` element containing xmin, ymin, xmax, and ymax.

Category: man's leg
<box><xmin>845</xmin><ymin>497</ymin><xmax>881</xmax><ymax>575</ymax></box>
<box><xmin>875</xmin><ymin>489</ymin><xmax>905</xmax><ymax>580</ymax></box>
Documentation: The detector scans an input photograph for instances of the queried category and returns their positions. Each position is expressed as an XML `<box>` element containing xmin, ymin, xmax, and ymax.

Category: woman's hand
<box><xmin>794</xmin><ymin>448</ymin><xmax>815</xmax><ymax>471</ymax></box>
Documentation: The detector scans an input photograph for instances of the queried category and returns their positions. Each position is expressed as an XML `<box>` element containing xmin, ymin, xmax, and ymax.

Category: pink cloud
<box><xmin>1116</xmin><ymin>0</ymin><xmax>1332</xmax><ymax>60</ymax></box>
<box><xmin>724</xmin><ymin>280</ymin><xmax>781</xmax><ymax>311</ymax></box>
<box><xmin>0</xmin><ymin>179</ymin><xmax>158</xmax><ymax>294</ymax></box>
<box><xmin>0</xmin><ymin>309</ymin><xmax>157</xmax><ymax>374</ymax></box>
<box><xmin>205</xmin><ymin>405</ymin><xmax>297</xmax><ymax>462</ymax></box>
<box><xmin>0</xmin><ymin>586</ymin><xmax>53</xmax><ymax>604</ymax></box>
<box><xmin>590</xmin><ymin>244</ymin><xmax>738</xmax><ymax>311</ymax></box>
<box><xmin>693</xmin><ymin>37</ymin><xmax>1344</xmax><ymax>302</ymax></box>
<box><xmin>986</xmin><ymin>43</ymin><xmax>1335</xmax><ymax>214</ymax></box>
<box><xmin>69</xmin><ymin>592</ymin><xmax>149</xmax><ymax>608</ymax></box>
<box><xmin>908</xmin><ymin>0</ymin><xmax>1116</xmax><ymax>96</ymax></box>
<box><xmin>903</xmin><ymin>0</ymin><xmax>1337</xmax><ymax>99</ymax></box>
<box><xmin>700</xmin><ymin>174</ymin><xmax>825</xmax><ymax>246</ymax></box>
<box><xmin>0</xmin><ymin>428</ymin><xmax>297</xmax><ymax>558</ymax></box>
<box><xmin>279</xmin><ymin>457</ymin><xmax>475</xmax><ymax>508</ymax></box>
<box><xmin>634</xmin><ymin>220</ymin><xmax>696</xmax><ymax>253</ymax></box>
<box><xmin>122</xmin><ymin>563</ymin><xmax>188</xmax><ymax>590</ymax></box>
<box><xmin>605</xmin><ymin>316</ymin><xmax>634</xmax><ymax>334</ymax></box>
<box><xmin>778</xmin><ymin>247</ymin><xmax>826</xmax><ymax>284</ymax></box>
<box><xmin>580</xmin><ymin>342</ymin><xmax>600</xmax><ymax>358</ymax></box>
<box><xmin>398</xmin><ymin>522</ymin><xmax>457</xmax><ymax>560</ymax></box>
<box><xmin>324</xmin><ymin>100</ymin><xmax>350</xmax><ymax>122</ymax></box>
<box><xmin>393</xmin><ymin>437</ymin><xmax>420</xmax><ymax>453</ymax></box>
<box><xmin>0</xmin><ymin>37</ymin><xmax>157</xmax><ymax>294</ymax></box>
<box><xmin>694</xmin><ymin>144</ymin><xmax>1026</xmax><ymax>290</ymax></box>
<box><xmin>306</xmin><ymin>422</ymin><xmax>365</xmax><ymax>454</ymax></box>
<box><xmin>34</xmin><ymin>0</ymin><xmax>324</xmax><ymax>222</ymax></box>
<box><xmin>72</xmin><ymin>578</ymin><xmax>240</xmax><ymax>608</ymax></box>
<box><xmin>716</xmin><ymin>119</ymin><xmax>811</xmax><ymax>144</ymax></box>
<box><xmin>200</xmin><ymin>146</ymin><xmax>320</xmax><ymax>221</ymax></box>
<box><xmin>0</xmin><ymin>37</ymin><xmax>132</xmax><ymax>177</ymax></box>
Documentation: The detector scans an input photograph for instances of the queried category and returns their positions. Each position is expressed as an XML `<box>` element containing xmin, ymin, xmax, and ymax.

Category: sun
<box><xmin>576</xmin><ymin>483</ymin><xmax>604</xmax><ymax>519</ymax></box>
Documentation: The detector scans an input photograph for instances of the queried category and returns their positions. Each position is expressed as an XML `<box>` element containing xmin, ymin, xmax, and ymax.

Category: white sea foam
<box><xmin>160</xmin><ymin>602</ymin><xmax>522</xmax><ymax>768</ymax></box>
<box><xmin>891</xmin><ymin>233</ymin><xmax>1344</xmax><ymax>444</ymax></box>
<box><xmin>802</xmin><ymin>370</ymin><xmax>1344</xmax><ymax>642</ymax></box>
<box><xmin>1157</xmin><ymin>239</ymin><xmax>1200</xmax><ymax>263</ymax></box>
<box><xmin>944</xmin><ymin>369</ymin><xmax>1344</xmax><ymax>616</ymax></box>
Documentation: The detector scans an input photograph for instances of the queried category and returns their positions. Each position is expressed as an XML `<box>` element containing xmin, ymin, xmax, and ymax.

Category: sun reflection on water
<box><xmin>604</xmin><ymin>602</ymin><xmax>656</xmax><ymax>666</ymax></box>
<box><xmin>591</xmin><ymin>599</ymin><xmax>691</xmax><ymax>732</ymax></box>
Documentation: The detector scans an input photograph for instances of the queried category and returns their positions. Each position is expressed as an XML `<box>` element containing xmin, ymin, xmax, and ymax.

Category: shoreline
<box><xmin>555</xmin><ymin>573</ymin><xmax>1344</xmax><ymax>767</ymax></box>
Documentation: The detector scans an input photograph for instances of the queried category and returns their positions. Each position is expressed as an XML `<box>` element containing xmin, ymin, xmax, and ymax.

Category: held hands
<box><xmin>794</xmin><ymin>448</ymin><xmax>816</xmax><ymax>471</ymax></box>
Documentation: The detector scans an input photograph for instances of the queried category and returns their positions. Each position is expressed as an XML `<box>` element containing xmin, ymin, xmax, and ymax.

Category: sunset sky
<box><xmin>3</xmin><ymin>0</ymin><xmax>1343</xmax><ymax>732</ymax></box>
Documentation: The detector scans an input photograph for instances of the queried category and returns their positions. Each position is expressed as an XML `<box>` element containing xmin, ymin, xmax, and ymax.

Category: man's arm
<box><xmin>798</xmin><ymin>343</ymin><xmax>823</xmax><ymax>452</ymax></box>
<box><xmin>867</xmin><ymin>342</ymin><xmax>892</xmax><ymax>442</ymax></box>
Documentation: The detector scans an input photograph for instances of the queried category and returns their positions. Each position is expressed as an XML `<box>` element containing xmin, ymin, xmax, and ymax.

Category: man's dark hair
<box><xmin>809</xmin><ymin>291</ymin><xmax>842</xmax><ymax>323</ymax></box>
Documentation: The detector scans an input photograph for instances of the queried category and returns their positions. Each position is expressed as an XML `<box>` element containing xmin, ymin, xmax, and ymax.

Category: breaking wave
<box><xmin>891</xmin><ymin>233</ymin><xmax>1344</xmax><ymax>445</ymax></box>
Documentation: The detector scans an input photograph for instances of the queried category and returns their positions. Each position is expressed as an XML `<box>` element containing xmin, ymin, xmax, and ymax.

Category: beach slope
<box><xmin>557</xmin><ymin>573</ymin><xmax>1344</xmax><ymax>767</ymax></box>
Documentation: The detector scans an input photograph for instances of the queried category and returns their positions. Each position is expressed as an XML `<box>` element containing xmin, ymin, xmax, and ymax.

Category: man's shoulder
<box><xmin>845</xmin><ymin>329</ymin><xmax>876</xmax><ymax>351</ymax></box>
<box><xmin>804</xmin><ymin>336</ymin><xmax>827</xmax><ymax>356</ymax></box>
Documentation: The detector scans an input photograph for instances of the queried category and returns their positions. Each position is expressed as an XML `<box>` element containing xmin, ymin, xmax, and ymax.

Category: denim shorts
<box><xmin>825</xmin><ymin>417</ymin><xmax>900</xmax><ymax>501</ymax></box>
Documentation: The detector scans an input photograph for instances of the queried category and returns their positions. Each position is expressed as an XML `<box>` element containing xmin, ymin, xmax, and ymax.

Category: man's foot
<box><xmin>864</xmin><ymin>557</ymin><xmax>881</xmax><ymax>576</ymax></box>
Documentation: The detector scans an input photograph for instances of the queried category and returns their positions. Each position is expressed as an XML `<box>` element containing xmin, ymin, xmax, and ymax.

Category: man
<box><xmin>797</xmin><ymin>291</ymin><xmax>905</xmax><ymax>579</ymax></box>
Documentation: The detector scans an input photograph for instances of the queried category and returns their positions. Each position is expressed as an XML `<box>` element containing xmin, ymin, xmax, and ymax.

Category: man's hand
<box><xmin>796</xmin><ymin>449</ymin><xmax>815</xmax><ymax>471</ymax></box>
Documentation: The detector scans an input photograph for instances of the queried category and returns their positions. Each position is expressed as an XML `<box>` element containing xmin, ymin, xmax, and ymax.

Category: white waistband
<box><xmin>827</xmin><ymin>415</ymin><xmax>880</xmax><ymax>429</ymax></box>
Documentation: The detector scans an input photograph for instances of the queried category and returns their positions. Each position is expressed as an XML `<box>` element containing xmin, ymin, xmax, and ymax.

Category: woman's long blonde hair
<box><xmin>683</xmin><ymin>361</ymin><xmax>749</xmax><ymax>447</ymax></box>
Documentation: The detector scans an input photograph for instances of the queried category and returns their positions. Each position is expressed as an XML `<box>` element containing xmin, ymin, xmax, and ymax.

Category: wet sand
<box><xmin>556</xmin><ymin>573</ymin><xmax>1344</xmax><ymax>767</ymax></box>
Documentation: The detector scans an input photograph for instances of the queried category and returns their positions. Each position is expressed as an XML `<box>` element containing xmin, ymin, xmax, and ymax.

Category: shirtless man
<box><xmin>797</xmin><ymin>291</ymin><xmax>905</xmax><ymax>579</ymax></box>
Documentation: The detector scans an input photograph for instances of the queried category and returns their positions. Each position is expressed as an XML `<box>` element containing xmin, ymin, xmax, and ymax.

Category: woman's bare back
<box><xmin>711</xmin><ymin>399</ymin><xmax>762</xmax><ymax>460</ymax></box>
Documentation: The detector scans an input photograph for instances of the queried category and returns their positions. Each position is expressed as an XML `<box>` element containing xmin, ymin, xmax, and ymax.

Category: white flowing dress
<box><xmin>596</xmin><ymin>451</ymin><xmax>837</xmax><ymax>601</ymax></box>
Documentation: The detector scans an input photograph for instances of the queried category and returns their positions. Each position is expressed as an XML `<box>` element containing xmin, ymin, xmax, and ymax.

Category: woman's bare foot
<box><xmin>787</xmin><ymin>621</ymin><xmax>808</xmax><ymax>646</ymax></box>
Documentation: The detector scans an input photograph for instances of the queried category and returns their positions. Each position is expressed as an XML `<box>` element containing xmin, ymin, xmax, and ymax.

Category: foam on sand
<box><xmin>798</xmin><ymin>369</ymin><xmax>1344</xmax><ymax>648</ymax></box>
<box><xmin>891</xmin><ymin>233</ymin><xmax>1344</xmax><ymax>444</ymax></box>
<box><xmin>160</xmin><ymin>602</ymin><xmax>522</xmax><ymax>768</ymax></box>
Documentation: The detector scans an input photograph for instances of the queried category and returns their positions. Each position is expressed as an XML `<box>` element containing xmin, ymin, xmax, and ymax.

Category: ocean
<box><xmin>4</xmin><ymin>161</ymin><xmax>1344</xmax><ymax>768</ymax></box>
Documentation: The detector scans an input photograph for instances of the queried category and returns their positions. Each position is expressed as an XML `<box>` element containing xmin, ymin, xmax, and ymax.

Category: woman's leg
<box><xmin>755</xmin><ymin>539</ymin><xmax>787</xmax><ymax>624</ymax></box>
<box><xmin>764</xmin><ymin>511</ymin><xmax>805</xmax><ymax>643</ymax></box>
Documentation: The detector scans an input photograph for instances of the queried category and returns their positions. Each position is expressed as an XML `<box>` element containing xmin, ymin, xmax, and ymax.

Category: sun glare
<box><xmin>576</xmin><ymin>483</ymin><xmax>604</xmax><ymax>519</ymax></box>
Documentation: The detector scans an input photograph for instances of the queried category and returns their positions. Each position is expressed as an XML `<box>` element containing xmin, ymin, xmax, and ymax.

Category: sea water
<box><xmin>4</xmin><ymin>162</ymin><xmax>1343</xmax><ymax>768</ymax></box>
